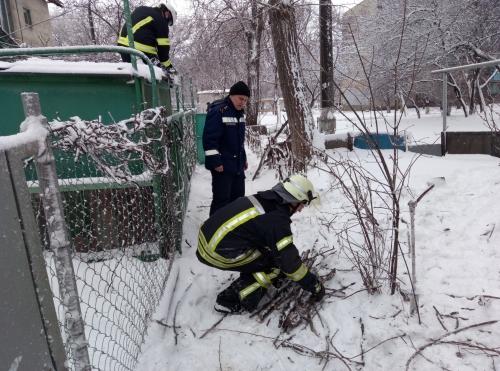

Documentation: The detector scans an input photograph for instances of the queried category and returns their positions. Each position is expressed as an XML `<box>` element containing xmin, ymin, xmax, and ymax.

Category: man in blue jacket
<box><xmin>203</xmin><ymin>81</ymin><xmax>250</xmax><ymax>216</ymax></box>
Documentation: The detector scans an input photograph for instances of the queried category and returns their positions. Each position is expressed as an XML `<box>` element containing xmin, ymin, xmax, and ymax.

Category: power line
<box><xmin>4</xmin><ymin>9</ymin><xmax>74</xmax><ymax>41</ymax></box>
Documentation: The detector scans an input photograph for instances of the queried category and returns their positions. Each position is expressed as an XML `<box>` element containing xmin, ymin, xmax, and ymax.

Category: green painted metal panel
<box><xmin>0</xmin><ymin>72</ymin><xmax>171</xmax><ymax>136</ymax></box>
<box><xmin>195</xmin><ymin>113</ymin><xmax>206</xmax><ymax>164</ymax></box>
<box><xmin>0</xmin><ymin>71</ymin><xmax>172</xmax><ymax>179</ymax></box>
<box><xmin>0</xmin><ymin>73</ymin><xmax>139</xmax><ymax>136</ymax></box>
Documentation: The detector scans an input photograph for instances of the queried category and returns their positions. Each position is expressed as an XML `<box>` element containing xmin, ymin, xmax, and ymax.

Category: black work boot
<box><xmin>215</xmin><ymin>282</ymin><xmax>243</xmax><ymax>314</ymax></box>
<box><xmin>240</xmin><ymin>286</ymin><xmax>266</xmax><ymax>312</ymax></box>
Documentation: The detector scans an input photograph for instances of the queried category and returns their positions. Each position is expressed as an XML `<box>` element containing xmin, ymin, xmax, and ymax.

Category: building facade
<box><xmin>0</xmin><ymin>0</ymin><xmax>62</xmax><ymax>47</ymax></box>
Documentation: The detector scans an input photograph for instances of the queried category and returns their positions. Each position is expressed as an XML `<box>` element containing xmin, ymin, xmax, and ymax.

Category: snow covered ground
<box><xmin>259</xmin><ymin>107</ymin><xmax>492</xmax><ymax>142</ymax></box>
<box><xmin>135</xmin><ymin>109</ymin><xmax>500</xmax><ymax>371</ymax></box>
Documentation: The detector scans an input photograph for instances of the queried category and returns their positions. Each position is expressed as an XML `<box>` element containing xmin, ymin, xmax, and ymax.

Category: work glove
<box><xmin>311</xmin><ymin>281</ymin><xmax>325</xmax><ymax>302</ymax></box>
<box><xmin>149</xmin><ymin>57</ymin><xmax>162</xmax><ymax>67</ymax></box>
<box><xmin>160</xmin><ymin>64</ymin><xmax>175</xmax><ymax>73</ymax></box>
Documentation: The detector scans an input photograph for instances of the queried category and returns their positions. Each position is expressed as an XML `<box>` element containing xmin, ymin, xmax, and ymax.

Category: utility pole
<box><xmin>318</xmin><ymin>0</ymin><xmax>336</xmax><ymax>133</ymax></box>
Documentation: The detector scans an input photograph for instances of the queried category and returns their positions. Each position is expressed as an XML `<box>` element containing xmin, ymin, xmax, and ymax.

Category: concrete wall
<box><xmin>6</xmin><ymin>0</ymin><xmax>51</xmax><ymax>46</ymax></box>
<box><xmin>445</xmin><ymin>132</ymin><xmax>500</xmax><ymax>158</ymax></box>
<box><xmin>0</xmin><ymin>0</ymin><xmax>11</xmax><ymax>33</ymax></box>
<box><xmin>197</xmin><ymin>90</ymin><xmax>228</xmax><ymax>113</ymax></box>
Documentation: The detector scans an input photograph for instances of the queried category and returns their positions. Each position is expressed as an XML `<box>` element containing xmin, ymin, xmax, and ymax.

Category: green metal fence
<box><xmin>0</xmin><ymin>47</ymin><xmax>197</xmax><ymax>370</ymax></box>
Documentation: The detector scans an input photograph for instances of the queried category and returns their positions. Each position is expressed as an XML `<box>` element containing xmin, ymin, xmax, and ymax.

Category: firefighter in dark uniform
<box><xmin>117</xmin><ymin>2</ymin><xmax>176</xmax><ymax>72</ymax></box>
<box><xmin>203</xmin><ymin>81</ymin><xmax>250</xmax><ymax>216</ymax></box>
<box><xmin>196</xmin><ymin>174</ymin><xmax>326</xmax><ymax>313</ymax></box>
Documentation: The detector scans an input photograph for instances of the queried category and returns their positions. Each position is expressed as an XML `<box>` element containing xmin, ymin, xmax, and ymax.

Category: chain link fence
<box><xmin>21</xmin><ymin>91</ymin><xmax>196</xmax><ymax>370</ymax></box>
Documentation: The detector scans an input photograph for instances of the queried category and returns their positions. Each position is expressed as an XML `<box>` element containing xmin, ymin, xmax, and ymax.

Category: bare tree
<box><xmin>318</xmin><ymin>0</ymin><xmax>429</xmax><ymax>295</ymax></box>
<box><xmin>178</xmin><ymin>0</ymin><xmax>265</xmax><ymax>123</ymax></box>
<box><xmin>268</xmin><ymin>0</ymin><xmax>314</xmax><ymax>172</ymax></box>
<box><xmin>51</xmin><ymin>0</ymin><xmax>145</xmax><ymax>57</ymax></box>
<box><xmin>246</xmin><ymin>0</ymin><xmax>265</xmax><ymax>126</ymax></box>
<box><xmin>339</xmin><ymin>0</ymin><xmax>500</xmax><ymax>116</ymax></box>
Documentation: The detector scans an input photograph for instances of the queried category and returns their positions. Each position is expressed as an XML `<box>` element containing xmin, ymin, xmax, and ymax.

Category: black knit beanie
<box><xmin>229</xmin><ymin>81</ymin><xmax>250</xmax><ymax>97</ymax></box>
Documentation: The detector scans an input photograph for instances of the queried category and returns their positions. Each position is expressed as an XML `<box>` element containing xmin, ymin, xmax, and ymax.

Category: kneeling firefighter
<box><xmin>196</xmin><ymin>174</ymin><xmax>326</xmax><ymax>313</ymax></box>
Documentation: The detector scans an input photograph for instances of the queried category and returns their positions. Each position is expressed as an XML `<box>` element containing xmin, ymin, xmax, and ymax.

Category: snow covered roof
<box><xmin>197</xmin><ymin>89</ymin><xmax>229</xmax><ymax>95</ymax></box>
<box><xmin>0</xmin><ymin>58</ymin><xmax>164</xmax><ymax>81</ymax></box>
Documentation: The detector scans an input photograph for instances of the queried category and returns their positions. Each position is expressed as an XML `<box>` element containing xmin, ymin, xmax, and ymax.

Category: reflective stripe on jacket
<box><xmin>117</xmin><ymin>6</ymin><xmax>171</xmax><ymax>66</ymax></box>
<box><xmin>197</xmin><ymin>191</ymin><xmax>315</xmax><ymax>289</ymax></box>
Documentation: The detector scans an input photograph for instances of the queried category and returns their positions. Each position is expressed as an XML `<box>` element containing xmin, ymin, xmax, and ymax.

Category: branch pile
<box><xmin>49</xmin><ymin>108</ymin><xmax>170</xmax><ymax>183</ymax></box>
<box><xmin>252</xmin><ymin>247</ymin><xmax>346</xmax><ymax>334</ymax></box>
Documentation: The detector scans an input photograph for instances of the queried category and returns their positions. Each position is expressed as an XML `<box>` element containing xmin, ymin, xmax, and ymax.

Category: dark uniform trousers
<box><xmin>196</xmin><ymin>247</ymin><xmax>282</xmax><ymax>312</ymax></box>
<box><xmin>209</xmin><ymin>171</ymin><xmax>245</xmax><ymax>216</ymax></box>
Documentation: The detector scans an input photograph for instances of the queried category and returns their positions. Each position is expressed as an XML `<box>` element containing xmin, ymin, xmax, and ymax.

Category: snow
<box><xmin>134</xmin><ymin>109</ymin><xmax>500</xmax><ymax>370</ymax></box>
<box><xmin>45</xmin><ymin>244</ymin><xmax>169</xmax><ymax>370</ymax></box>
<box><xmin>0</xmin><ymin>58</ymin><xmax>164</xmax><ymax>81</ymax></box>
<box><xmin>26</xmin><ymin>172</ymin><xmax>153</xmax><ymax>190</ymax></box>
<box><xmin>259</xmin><ymin>107</ymin><xmax>492</xmax><ymax>145</ymax></box>
<box><xmin>0</xmin><ymin>115</ymin><xmax>48</xmax><ymax>151</ymax></box>
<box><xmin>197</xmin><ymin>89</ymin><xmax>230</xmax><ymax>94</ymax></box>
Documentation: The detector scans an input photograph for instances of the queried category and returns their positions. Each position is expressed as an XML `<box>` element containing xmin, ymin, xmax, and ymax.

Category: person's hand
<box><xmin>150</xmin><ymin>57</ymin><xmax>162</xmax><ymax>67</ymax></box>
<box><xmin>214</xmin><ymin>165</ymin><xmax>224</xmax><ymax>172</ymax></box>
<box><xmin>162</xmin><ymin>65</ymin><xmax>177</xmax><ymax>75</ymax></box>
<box><xmin>311</xmin><ymin>282</ymin><xmax>325</xmax><ymax>302</ymax></box>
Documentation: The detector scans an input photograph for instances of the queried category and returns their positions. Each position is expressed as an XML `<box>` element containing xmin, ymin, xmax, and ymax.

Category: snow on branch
<box><xmin>49</xmin><ymin>108</ymin><xmax>170</xmax><ymax>183</ymax></box>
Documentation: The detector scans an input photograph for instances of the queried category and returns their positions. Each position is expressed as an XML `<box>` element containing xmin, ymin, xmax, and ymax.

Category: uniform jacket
<box><xmin>197</xmin><ymin>190</ymin><xmax>319</xmax><ymax>293</ymax></box>
<box><xmin>117</xmin><ymin>6</ymin><xmax>172</xmax><ymax>67</ymax></box>
<box><xmin>202</xmin><ymin>96</ymin><xmax>247</xmax><ymax>175</ymax></box>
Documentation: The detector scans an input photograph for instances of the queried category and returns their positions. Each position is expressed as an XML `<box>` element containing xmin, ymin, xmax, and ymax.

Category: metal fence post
<box><xmin>180</xmin><ymin>76</ymin><xmax>186</xmax><ymax>110</ymax></box>
<box><xmin>175</xmin><ymin>85</ymin><xmax>181</xmax><ymax>112</ymax></box>
<box><xmin>21</xmin><ymin>92</ymin><xmax>91</xmax><ymax>371</ymax></box>
<box><xmin>442</xmin><ymin>73</ymin><xmax>448</xmax><ymax>155</ymax></box>
<box><xmin>189</xmin><ymin>78</ymin><xmax>195</xmax><ymax>109</ymax></box>
<box><xmin>408</xmin><ymin>200</ymin><xmax>417</xmax><ymax>316</ymax></box>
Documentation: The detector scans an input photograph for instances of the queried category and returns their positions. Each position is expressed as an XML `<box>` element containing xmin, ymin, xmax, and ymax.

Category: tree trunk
<box><xmin>408</xmin><ymin>96</ymin><xmax>420</xmax><ymax>119</ymax></box>
<box><xmin>268</xmin><ymin>0</ymin><xmax>314</xmax><ymax>172</ymax></box>
<box><xmin>319</xmin><ymin>0</ymin><xmax>335</xmax><ymax>104</ymax></box>
<box><xmin>447</xmin><ymin>74</ymin><xmax>468</xmax><ymax>117</ymax></box>
<box><xmin>246</xmin><ymin>0</ymin><xmax>264</xmax><ymax>127</ymax></box>
<box><xmin>468</xmin><ymin>68</ymin><xmax>480</xmax><ymax>115</ymax></box>
<box><xmin>318</xmin><ymin>0</ymin><xmax>336</xmax><ymax>133</ymax></box>
<box><xmin>87</xmin><ymin>0</ymin><xmax>97</xmax><ymax>44</ymax></box>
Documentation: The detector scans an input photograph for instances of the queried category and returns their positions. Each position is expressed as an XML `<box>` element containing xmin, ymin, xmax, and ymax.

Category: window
<box><xmin>23</xmin><ymin>8</ymin><xmax>32</xmax><ymax>27</ymax></box>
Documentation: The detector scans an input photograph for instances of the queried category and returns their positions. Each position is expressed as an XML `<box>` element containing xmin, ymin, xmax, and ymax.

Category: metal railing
<box><xmin>431</xmin><ymin>58</ymin><xmax>500</xmax><ymax>154</ymax></box>
<box><xmin>0</xmin><ymin>45</ymin><xmax>160</xmax><ymax>107</ymax></box>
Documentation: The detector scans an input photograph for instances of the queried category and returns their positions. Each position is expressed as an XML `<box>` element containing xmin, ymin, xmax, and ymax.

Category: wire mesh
<box><xmin>26</xmin><ymin>105</ymin><xmax>196</xmax><ymax>370</ymax></box>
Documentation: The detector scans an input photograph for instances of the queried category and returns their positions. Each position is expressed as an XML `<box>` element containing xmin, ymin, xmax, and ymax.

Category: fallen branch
<box><xmin>252</xmin><ymin>248</ymin><xmax>339</xmax><ymax>333</ymax></box>
<box><xmin>252</xmin><ymin>120</ymin><xmax>288</xmax><ymax>180</ymax></box>
<box><xmin>173</xmin><ymin>282</ymin><xmax>193</xmax><ymax>345</ymax></box>
<box><xmin>405</xmin><ymin>320</ymin><xmax>499</xmax><ymax>371</ymax></box>
<box><xmin>433</xmin><ymin>306</ymin><xmax>448</xmax><ymax>331</ymax></box>
<box><xmin>199</xmin><ymin>314</ymin><xmax>228</xmax><ymax>339</ymax></box>
<box><xmin>49</xmin><ymin>107</ymin><xmax>170</xmax><ymax>183</ymax></box>
<box><xmin>447</xmin><ymin>294</ymin><xmax>500</xmax><ymax>301</ymax></box>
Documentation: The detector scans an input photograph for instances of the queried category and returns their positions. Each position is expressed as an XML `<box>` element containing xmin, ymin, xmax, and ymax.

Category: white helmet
<box><xmin>159</xmin><ymin>1</ymin><xmax>177</xmax><ymax>26</ymax></box>
<box><xmin>272</xmin><ymin>174</ymin><xmax>320</xmax><ymax>206</ymax></box>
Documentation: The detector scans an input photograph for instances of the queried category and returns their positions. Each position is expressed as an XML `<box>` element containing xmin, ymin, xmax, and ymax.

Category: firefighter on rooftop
<box><xmin>117</xmin><ymin>2</ymin><xmax>176</xmax><ymax>73</ymax></box>
<box><xmin>196</xmin><ymin>174</ymin><xmax>326</xmax><ymax>314</ymax></box>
